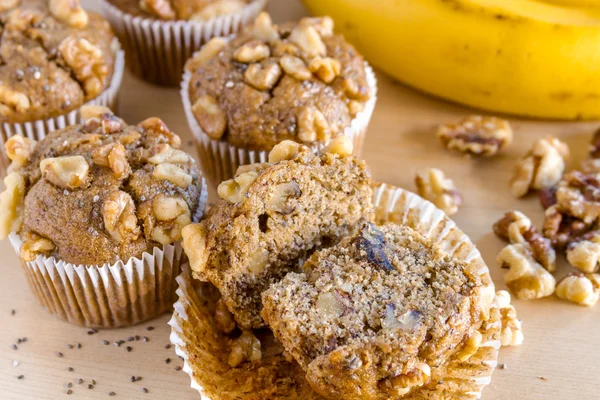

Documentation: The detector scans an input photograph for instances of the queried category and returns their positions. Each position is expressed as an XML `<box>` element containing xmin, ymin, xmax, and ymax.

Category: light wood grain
<box><xmin>2</xmin><ymin>0</ymin><xmax>600</xmax><ymax>399</ymax></box>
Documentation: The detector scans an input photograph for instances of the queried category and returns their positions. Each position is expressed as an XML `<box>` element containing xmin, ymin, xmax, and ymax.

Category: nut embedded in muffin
<box><xmin>107</xmin><ymin>0</ymin><xmax>249</xmax><ymax>21</ymax></box>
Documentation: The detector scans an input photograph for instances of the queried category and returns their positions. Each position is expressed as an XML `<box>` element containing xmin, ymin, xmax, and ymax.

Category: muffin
<box><xmin>0</xmin><ymin>106</ymin><xmax>207</xmax><ymax>327</ymax></box>
<box><xmin>182</xmin><ymin>13</ymin><xmax>377</xmax><ymax>186</ymax></box>
<box><xmin>0</xmin><ymin>0</ymin><xmax>124</xmax><ymax>173</ymax></box>
<box><xmin>262</xmin><ymin>223</ymin><xmax>489</xmax><ymax>399</ymax></box>
<box><xmin>102</xmin><ymin>0</ymin><xmax>267</xmax><ymax>85</ymax></box>
<box><xmin>171</xmin><ymin>183</ymin><xmax>510</xmax><ymax>399</ymax></box>
<box><xmin>182</xmin><ymin>137</ymin><xmax>374</xmax><ymax>329</ymax></box>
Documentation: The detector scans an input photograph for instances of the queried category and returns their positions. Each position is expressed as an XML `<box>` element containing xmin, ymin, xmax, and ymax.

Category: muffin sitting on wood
<box><xmin>0</xmin><ymin>106</ymin><xmax>206</xmax><ymax>327</ymax></box>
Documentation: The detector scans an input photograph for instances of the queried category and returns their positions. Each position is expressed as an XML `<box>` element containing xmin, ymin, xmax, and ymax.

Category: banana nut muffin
<box><xmin>0</xmin><ymin>106</ymin><xmax>204</xmax><ymax>265</ymax></box>
<box><xmin>182</xmin><ymin>137</ymin><xmax>373</xmax><ymax>329</ymax></box>
<box><xmin>261</xmin><ymin>223</ymin><xmax>488</xmax><ymax>400</ymax></box>
<box><xmin>185</xmin><ymin>13</ymin><xmax>371</xmax><ymax>151</ymax></box>
<box><xmin>0</xmin><ymin>0</ymin><xmax>117</xmax><ymax>123</ymax></box>
<box><xmin>106</xmin><ymin>0</ymin><xmax>249</xmax><ymax>21</ymax></box>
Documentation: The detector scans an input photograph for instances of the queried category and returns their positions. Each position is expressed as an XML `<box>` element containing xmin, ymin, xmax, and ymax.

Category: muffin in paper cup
<box><xmin>169</xmin><ymin>183</ymin><xmax>514</xmax><ymax>399</ymax></box>
<box><xmin>101</xmin><ymin>0</ymin><xmax>268</xmax><ymax>86</ymax></box>
<box><xmin>1</xmin><ymin>109</ymin><xmax>208</xmax><ymax>329</ymax></box>
<box><xmin>181</xmin><ymin>14</ymin><xmax>378</xmax><ymax>187</ymax></box>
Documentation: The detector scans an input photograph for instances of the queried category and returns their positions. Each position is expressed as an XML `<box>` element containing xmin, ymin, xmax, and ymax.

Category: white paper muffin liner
<box><xmin>8</xmin><ymin>178</ymin><xmax>207</xmax><ymax>329</ymax></box>
<box><xmin>168</xmin><ymin>183</ymin><xmax>505</xmax><ymax>399</ymax></box>
<box><xmin>101</xmin><ymin>0</ymin><xmax>267</xmax><ymax>86</ymax></box>
<box><xmin>0</xmin><ymin>41</ymin><xmax>125</xmax><ymax>175</ymax></box>
<box><xmin>181</xmin><ymin>62</ymin><xmax>378</xmax><ymax>187</ymax></box>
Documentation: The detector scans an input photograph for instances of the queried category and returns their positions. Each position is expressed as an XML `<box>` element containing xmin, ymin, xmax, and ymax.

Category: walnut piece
<box><xmin>556</xmin><ymin>273</ymin><xmax>600</xmax><ymax>307</ymax></box>
<box><xmin>138</xmin><ymin>117</ymin><xmax>182</xmax><ymax>148</ymax></box>
<box><xmin>279</xmin><ymin>55</ymin><xmax>311</xmax><ymax>81</ymax></box>
<box><xmin>566</xmin><ymin>233</ymin><xmax>600</xmax><ymax>273</ymax></box>
<box><xmin>80</xmin><ymin>105</ymin><xmax>112</xmax><ymax>121</ymax></box>
<box><xmin>493</xmin><ymin>211</ymin><xmax>532</xmax><ymax>243</ymax></box>
<box><xmin>103</xmin><ymin>191</ymin><xmax>140</xmax><ymax>243</ymax></box>
<box><xmin>415</xmin><ymin>168</ymin><xmax>462</xmax><ymax>216</ymax></box>
<box><xmin>0</xmin><ymin>172</ymin><xmax>26</xmax><ymax>240</ymax></box>
<box><xmin>289</xmin><ymin>23</ymin><xmax>326</xmax><ymax>58</ymax></box>
<box><xmin>153</xmin><ymin>163</ymin><xmax>192</xmax><ymax>188</ymax></box>
<box><xmin>215</xmin><ymin>297</ymin><xmax>236</xmax><ymax>334</ymax></box>
<box><xmin>192</xmin><ymin>94</ymin><xmax>227</xmax><ymax>140</ymax></box>
<box><xmin>228</xmin><ymin>331</ymin><xmax>262</xmax><ymax>368</ymax></box>
<box><xmin>297</xmin><ymin>106</ymin><xmax>331</xmax><ymax>143</ymax></box>
<box><xmin>20</xmin><ymin>232</ymin><xmax>55</xmax><ymax>262</ymax></box>
<box><xmin>555</xmin><ymin>171</ymin><xmax>600</xmax><ymax>224</ymax></box>
<box><xmin>543</xmin><ymin>205</ymin><xmax>590</xmax><ymax>249</ymax></box>
<box><xmin>251</xmin><ymin>12</ymin><xmax>279</xmax><ymax>43</ymax></box>
<box><xmin>139</xmin><ymin>0</ymin><xmax>175</xmax><ymax>20</ymax></box>
<box><xmin>302</xmin><ymin>16</ymin><xmax>334</xmax><ymax>37</ymax></box>
<box><xmin>510</xmin><ymin>137</ymin><xmax>569</xmax><ymax>198</ymax></box>
<box><xmin>308</xmin><ymin>56</ymin><xmax>341</xmax><ymax>83</ymax></box>
<box><xmin>92</xmin><ymin>143</ymin><xmax>131</xmax><ymax>179</ymax></box>
<box><xmin>235</xmin><ymin>162</ymin><xmax>270</xmax><ymax>176</ymax></box>
<box><xmin>151</xmin><ymin>195</ymin><xmax>192</xmax><ymax>245</ymax></box>
<box><xmin>59</xmin><ymin>37</ymin><xmax>108</xmax><ymax>99</ymax></box>
<box><xmin>233</xmin><ymin>40</ymin><xmax>270</xmax><ymax>63</ymax></box>
<box><xmin>186</xmin><ymin>38</ymin><xmax>228</xmax><ymax>71</ymax></box>
<box><xmin>497</xmin><ymin>243</ymin><xmax>556</xmax><ymax>300</ymax></box>
<box><xmin>40</xmin><ymin>156</ymin><xmax>89</xmax><ymax>190</ymax></box>
<box><xmin>217</xmin><ymin>171</ymin><xmax>259</xmax><ymax>203</ymax></box>
<box><xmin>268</xmin><ymin>140</ymin><xmax>301</xmax><ymax>164</ymax></box>
<box><xmin>181</xmin><ymin>223</ymin><xmax>208</xmax><ymax>278</ymax></box>
<box><xmin>266</xmin><ymin>181</ymin><xmax>302</xmax><ymax>214</ymax></box>
<box><xmin>148</xmin><ymin>144</ymin><xmax>190</xmax><ymax>164</ymax></box>
<box><xmin>83</xmin><ymin>114</ymin><xmax>124</xmax><ymax>135</ymax></box>
<box><xmin>322</xmin><ymin>136</ymin><xmax>353</xmax><ymax>157</ymax></box>
<box><xmin>190</xmin><ymin>0</ymin><xmax>245</xmax><ymax>20</ymax></box>
<box><xmin>244</xmin><ymin>61</ymin><xmax>282</xmax><ymax>91</ymax></box>
<box><xmin>0</xmin><ymin>85</ymin><xmax>30</xmax><ymax>116</ymax></box>
<box><xmin>49</xmin><ymin>0</ymin><xmax>88</xmax><ymax>28</ymax></box>
<box><xmin>387</xmin><ymin>363</ymin><xmax>431</xmax><ymax>396</ymax></box>
<box><xmin>5</xmin><ymin>135</ymin><xmax>36</xmax><ymax>168</ymax></box>
<box><xmin>455</xmin><ymin>331</ymin><xmax>483</xmax><ymax>362</ymax></box>
<box><xmin>494</xmin><ymin>290</ymin><xmax>524</xmax><ymax>346</ymax></box>
<box><xmin>437</xmin><ymin>116</ymin><xmax>512</xmax><ymax>157</ymax></box>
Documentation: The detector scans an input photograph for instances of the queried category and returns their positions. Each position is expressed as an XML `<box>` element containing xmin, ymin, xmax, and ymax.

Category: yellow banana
<box><xmin>302</xmin><ymin>0</ymin><xmax>600</xmax><ymax>120</ymax></box>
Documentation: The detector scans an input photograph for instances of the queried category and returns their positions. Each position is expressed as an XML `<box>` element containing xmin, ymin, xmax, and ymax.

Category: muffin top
<box><xmin>107</xmin><ymin>0</ymin><xmax>249</xmax><ymax>21</ymax></box>
<box><xmin>0</xmin><ymin>106</ymin><xmax>205</xmax><ymax>266</ymax></box>
<box><xmin>261</xmin><ymin>223</ymin><xmax>487</xmax><ymax>399</ymax></box>
<box><xmin>0</xmin><ymin>0</ymin><xmax>116</xmax><ymax>123</ymax></box>
<box><xmin>185</xmin><ymin>13</ymin><xmax>371</xmax><ymax>151</ymax></box>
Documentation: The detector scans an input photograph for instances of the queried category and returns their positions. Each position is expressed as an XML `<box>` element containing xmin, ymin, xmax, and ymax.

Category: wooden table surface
<box><xmin>2</xmin><ymin>1</ymin><xmax>600</xmax><ymax>399</ymax></box>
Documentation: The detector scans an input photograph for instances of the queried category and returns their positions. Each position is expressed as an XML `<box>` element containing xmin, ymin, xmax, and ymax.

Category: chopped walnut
<box><xmin>266</xmin><ymin>181</ymin><xmax>301</xmax><ymax>214</ymax></box>
<box><xmin>181</xmin><ymin>223</ymin><xmax>208</xmax><ymax>277</ymax></box>
<box><xmin>0</xmin><ymin>172</ymin><xmax>26</xmax><ymax>240</ymax></box>
<box><xmin>20</xmin><ymin>232</ymin><xmax>55</xmax><ymax>262</ymax></box>
<box><xmin>268</xmin><ymin>140</ymin><xmax>301</xmax><ymax>164</ymax></box>
<box><xmin>244</xmin><ymin>61</ymin><xmax>282</xmax><ymax>91</ymax></box>
<box><xmin>5</xmin><ymin>136</ymin><xmax>36</xmax><ymax>168</ymax></box>
<box><xmin>566</xmin><ymin>232</ymin><xmax>600</xmax><ymax>273</ymax></box>
<box><xmin>151</xmin><ymin>195</ymin><xmax>192</xmax><ymax>245</ymax></box>
<box><xmin>494</xmin><ymin>290</ymin><xmax>524</xmax><ymax>346</ymax></box>
<box><xmin>455</xmin><ymin>331</ymin><xmax>483</xmax><ymax>362</ymax></box>
<box><xmin>308</xmin><ymin>57</ymin><xmax>341</xmax><ymax>84</ymax></box>
<box><xmin>556</xmin><ymin>273</ymin><xmax>600</xmax><ymax>307</ymax></box>
<box><xmin>138</xmin><ymin>117</ymin><xmax>182</xmax><ymax>148</ymax></box>
<box><xmin>233</xmin><ymin>40</ymin><xmax>270</xmax><ymax>63</ymax></box>
<box><xmin>83</xmin><ymin>114</ymin><xmax>124</xmax><ymax>135</ymax></box>
<box><xmin>297</xmin><ymin>106</ymin><xmax>331</xmax><ymax>143</ymax></box>
<box><xmin>497</xmin><ymin>243</ymin><xmax>556</xmax><ymax>300</ymax></box>
<box><xmin>302</xmin><ymin>16</ymin><xmax>334</xmax><ymax>37</ymax></box>
<box><xmin>217</xmin><ymin>171</ymin><xmax>259</xmax><ymax>203</ymax></box>
<box><xmin>49</xmin><ymin>0</ymin><xmax>88</xmax><ymax>28</ymax></box>
<box><xmin>414</xmin><ymin>168</ymin><xmax>462</xmax><ymax>216</ymax></box>
<box><xmin>493</xmin><ymin>211</ymin><xmax>532</xmax><ymax>243</ymax></box>
<box><xmin>251</xmin><ymin>12</ymin><xmax>279</xmax><ymax>43</ymax></box>
<box><xmin>92</xmin><ymin>143</ymin><xmax>131</xmax><ymax>179</ymax></box>
<box><xmin>80</xmin><ymin>105</ymin><xmax>112</xmax><ymax>121</ymax></box>
<box><xmin>186</xmin><ymin>38</ymin><xmax>228</xmax><ymax>71</ymax></box>
<box><xmin>190</xmin><ymin>0</ymin><xmax>245</xmax><ymax>21</ymax></box>
<box><xmin>58</xmin><ymin>37</ymin><xmax>108</xmax><ymax>99</ymax></box>
<box><xmin>387</xmin><ymin>363</ymin><xmax>431</xmax><ymax>396</ymax></box>
<box><xmin>510</xmin><ymin>137</ymin><xmax>569</xmax><ymax>198</ymax></box>
<box><xmin>103</xmin><ymin>191</ymin><xmax>140</xmax><ymax>243</ymax></box>
<box><xmin>279</xmin><ymin>55</ymin><xmax>311</xmax><ymax>81</ymax></box>
<box><xmin>555</xmin><ymin>171</ymin><xmax>600</xmax><ymax>224</ymax></box>
<box><xmin>0</xmin><ymin>85</ymin><xmax>30</xmax><ymax>115</ymax></box>
<box><xmin>437</xmin><ymin>116</ymin><xmax>512</xmax><ymax>157</ymax></box>
<box><xmin>139</xmin><ymin>0</ymin><xmax>175</xmax><ymax>20</ymax></box>
<box><xmin>214</xmin><ymin>297</ymin><xmax>236</xmax><ymax>334</ymax></box>
<box><xmin>228</xmin><ymin>331</ymin><xmax>262</xmax><ymax>367</ymax></box>
<box><xmin>0</xmin><ymin>0</ymin><xmax>19</xmax><ymax>13</ymax></box>
<box><xmin>235</xmin><ymin>162</ymin><xmax>270</xmax><ymax>176</ymax></box>
<box><xmin>153</xmin><ymin>163</ymin><xmax>193</xmax><ymax>188</ymax></box>
<box><xmin>40</xmin><ymin>155</ymin><xmax>89</xmax><ymax>190</ymax></box>
<box><xmin>192</xmin><ymin>94</ymin><xmax>227</xmax><ymax>140</ymax></box>
<box><xmin>322</xmin><ymin>136</ymin><xmax>353</xmax><ymax>157</ymax></box>
<box><xmin>148</xmin><ymin>144</ymin><xmax>190</xmax><ymax>164</ymax></box>
<box><xmin>288</xmin><ymin>23</ymin><xmax>326</xmax><ymax>58</ymax></box>
<box><xmin>348</xmin><ymin>100</ymin><xmax>363</xmax><ymax>118</ymax></box>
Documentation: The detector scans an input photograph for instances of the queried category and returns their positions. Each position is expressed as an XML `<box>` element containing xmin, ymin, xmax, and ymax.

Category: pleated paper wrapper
<box><xmin>8</xmin><ymin>178</ymin><xmax>207</xmax><ymax>329</ymax></box>
<box><xmin>101</xmin><ymin>0</ymin><xmax>267</xmax><ymax>86</ymax></box>
<box><xmin>0</xmin><ymin>41</ymin><xmax>125</xmax><ymax>175</ymax></box>
<box><xmin>181</xmin><ymin>61</ymin><xmax>378</xmax><ymax>187</ymax></box>
<box><xmin>168</xmin><ymin>183</ymin><xmax>506</xmax><ymax>399</ymax></box>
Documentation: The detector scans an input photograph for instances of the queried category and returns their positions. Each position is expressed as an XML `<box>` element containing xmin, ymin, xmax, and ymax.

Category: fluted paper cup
<box><xmin>101</xmin><ymin>0</ymin><xmax>267</xmax><ymax>86</ymax></box>
<box><xmin>9</xmin><ymin>179</ymin><xmax>207</xmax><ymax>329</ymax></box>
<box><xmin>0</xmin><ymin>40</ymin><xmax>125</xmax><ymax>175</ymax></box>
<box><xmin>181</xmin><ymin>62</ymin><xmax>377</xmax><ymax>187</ymax></box>
<box><xmin>169</xmin><ymin>183</ymin><xmax>504</xmax><ymax>399</ymax></box>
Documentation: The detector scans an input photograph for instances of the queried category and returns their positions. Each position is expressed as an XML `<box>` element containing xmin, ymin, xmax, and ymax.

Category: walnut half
<box><xmin>0</xmin><ymin>172</ymin><xmax>26</xmax><ymax>240</ymax></box>
<box><xmin>437</xmin><ymin>115</ymin><xmax>512</xmax><ymax>157</ymax></box>
<box><xmin>40</xmin><ymin>156</ymin><xmax>89</xmax><ymax>190</ymax></box>
<box><xmin>415</xmin><ymin>168</ymin><xmax>462</xmax><ymax>216</ymax></box>
<box><xmin>556</xmin><ymin>273</ymin><xmax>600</xmax><ymax>307</ymax></box>
<box><xmin>228</xmin><ymin>331</ymin><xmax>262</xmax><ymax>368</ymax></box>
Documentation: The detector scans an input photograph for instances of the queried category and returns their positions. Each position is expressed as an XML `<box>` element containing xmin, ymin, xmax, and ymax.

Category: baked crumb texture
<box><xmin>262</xmin><ymin>223</ymin><xmax>485</xmax><ymax>400</ymax></box>
<box><xmin>185</xmin><ymin>141</ymin><xmax>373</xmax><ymax>329</ymax></box>
<box><xmin>0</xmin><ymin>0</ymin><xmax>116</xmax><ymax>123</ymax></box>
<box><xmin>186</xmin><ymin>13</ymin><xmax>370</xmax><ymax>151</ymax></box>
<box><xmin>108</xmin><ymin>0</ymin><xmax>250</xmax><ymax>21</ymax></box>
<box><xmin>1</xmin><ymin>107</ymin><xmax>204</xmax><ymax>266</ymax></box>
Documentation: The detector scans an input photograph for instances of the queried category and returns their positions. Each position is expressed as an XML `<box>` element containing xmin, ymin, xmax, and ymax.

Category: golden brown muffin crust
<box><xmin>0</xmin><ymin>0</ymin><xmax>116</xmax><ymax>123</ymax></box>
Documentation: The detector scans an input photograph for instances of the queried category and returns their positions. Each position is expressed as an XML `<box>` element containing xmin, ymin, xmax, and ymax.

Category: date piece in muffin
<box><xmin>0</xmin><ymin>106</ymin><xmax>204</xmax><ymax>266</ymax></box>
<box><xmin>0</xmin><ymin>0</ymin><xmax>117</xmax><ymax>123</ymax></box>
<box><xmin>107</xmin><ymin>0</ymin><xmax>249</xmax><ymax>21</ymax></box>
<box><xmin>262</xmin><ymin>223</ymin><xmax>488</xmax><ymax>400</ymax></box>
<box><xmin>182</xmin><ymin>138</ymin><xmax>373</xmax><ymax>329</ymax></box>
<box><xmin>186</xmin><ymin>13</ymin><xmax>371</xmax><ymax>151</ymax></box>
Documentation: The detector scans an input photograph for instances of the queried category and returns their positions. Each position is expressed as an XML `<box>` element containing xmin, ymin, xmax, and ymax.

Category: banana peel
<box><xmin>302</xmin><ymin>0</ymin><xmax>600</xmax><ymax>120</ymax></box>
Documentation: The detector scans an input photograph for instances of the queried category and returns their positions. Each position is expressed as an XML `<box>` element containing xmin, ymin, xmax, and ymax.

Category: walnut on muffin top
<box><xmin>185</xmin><ymin>12</ymin><xmax>371</xmax><ymax>151</ymax></box>
<box><xmin>0</xmin><ymin>0</ymin><xmax>117</xmax><ymax>123</ymax></box>
<box><xmin>0</xmin><ymin>106</ymin><xmax>205</xmax><ymax>266</ymax></box>
<box><xmin>107</xmin><ymin>0</ymin><xmax>249</xmax><ymax>21</ymax></box>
